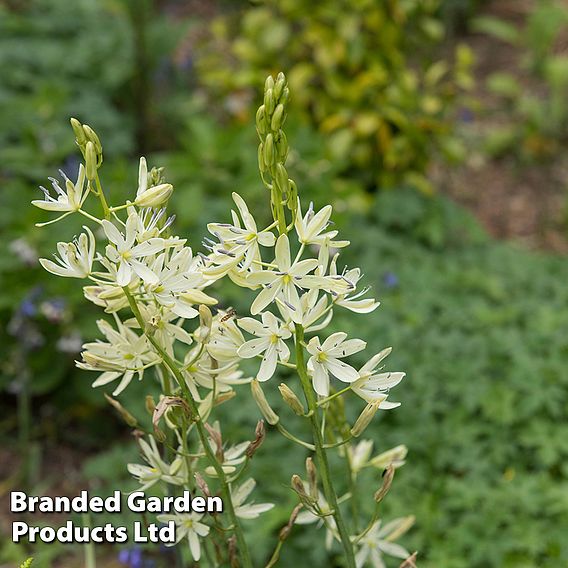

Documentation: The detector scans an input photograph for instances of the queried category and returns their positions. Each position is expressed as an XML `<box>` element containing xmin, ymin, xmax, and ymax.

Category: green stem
<box><xmin>82</xmin><ymin>513</ymin><xmax>96</xmax><ymax>568</ymax></box>
<box><xmin>122</xmin><ymin>288</ymin><xmax>253</xmax><ymax>568</ymax></box>
<box><xmin>94</xmin><ymin>175</ymin><xmax>110</xmax><ymax>220</ymax></box>
<box><xmin>294</xmin><ymin>324</ymin><xmax>356</xmax><ymax>568</ymax></box>
<box><xmin>345</xmin><ymin>447</ymin><xmax>360</xmax><ymax>532</ymax></box>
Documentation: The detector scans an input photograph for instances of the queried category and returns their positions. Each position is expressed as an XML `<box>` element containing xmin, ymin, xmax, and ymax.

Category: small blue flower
<box><xmin>383</xmin><ymin>271</ymin><xmax>399</xmax><ymax>289</ymax></box>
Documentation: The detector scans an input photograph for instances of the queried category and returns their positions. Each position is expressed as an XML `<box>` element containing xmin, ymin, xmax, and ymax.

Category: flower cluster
<box><xmin>32</xmin><ymin>74</ymin><xmax>413</xmax><ymax>567</ymax></box>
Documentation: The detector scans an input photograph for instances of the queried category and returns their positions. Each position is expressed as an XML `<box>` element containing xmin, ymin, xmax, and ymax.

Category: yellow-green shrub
<box><xmin>196</xmin><ymin>0</ymin><xmax>473</xmax><ymax>194</ymax></box>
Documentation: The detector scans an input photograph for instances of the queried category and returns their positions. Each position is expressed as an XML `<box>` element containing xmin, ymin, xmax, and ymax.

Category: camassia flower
<box><xmin>237</xmin><ymin>311</ymin><xmax>291</xmax><ymax>381</ymax></box>
<box><xmin>306</xmin><ymin>332</ymin><xmax>366</xmax><ymax>396</ymax></box>
<box><xmin>125</xmin><ymin>304</ymin><xmax>193</xmax><ymax>356</ymax></box>
<box><xmin>351</xmin><ymin>348</ymin><xmax>405</xmax><ymax>404</ymax></box>
<box><xmin>205</xmin><ymin>192</ymin><xmax>276</xmax><ymax>278</ymax></box>
<box><xmin>231</xmin><ymin>478</ymin><xmax>274</xmax><ymax>519</ymax></box>
<box><xmin>127</xmin><ymin>436</ymin><xmax>187</xmax><ymax>491</ymax></box>
<box><xmin>248</xmin><ymin>234</ymin><xmax>352</xmax><ymax>323</ymax></box>
<box><xmin>354</xmin><ymin>518</ymin><xmax>413</xmax><ymax>568</ymax></box>
<box><xmin>294</xmin><ymin>200</ymin><xmax>348</xmax><ymax>248</ymax></box>
<box><xmin>329</xmin><ymin>255</ymin><xmax>380</xmax><ymax>314</ymax></box>
<box><xmin>77</xmin><ymin>317</ymin><xmax>160</xmax><ymax>396</ymax></box>
<box><xmin>32</xmin><ymin>164</ymin><xmax>88</xmax><ymax>214</ymax></box>
<box><xmin>39</xmin><ymin>226</ymin><xmax>95</xmax><ymax>279</ymax></box>
<box><xmin>145</xmin><ymin>246</ymin><xmax>217</xmax><ymax>318</ymax></box>
<box><xmin>134</xmin><ymin>157</ymin><xmax>173</xmax><ymax>208</ymax></box>
<box><xmin>156</xmin><ymin>512</ymin><xmax>210</xmax><ymax>561</ymax></box>
<box><xmin>102</xmin><ymin>212</ymin><xmax>180</xmax><ymax>286</ymax></box>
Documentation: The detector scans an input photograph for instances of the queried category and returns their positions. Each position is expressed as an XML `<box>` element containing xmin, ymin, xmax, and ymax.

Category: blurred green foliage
<box><xmin>196</xmin><ymin>0</ymin><xmax>474</xmax><ymax>195</ymax></box>
<box><xmin>474</xmin><ymin>1</ymin><xmax>568</xmax><ymax>160</ymax></box>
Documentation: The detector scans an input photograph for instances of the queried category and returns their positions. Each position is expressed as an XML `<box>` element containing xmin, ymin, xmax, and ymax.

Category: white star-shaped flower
<box><xmin>39</xmin><ymin>226</ymin><xmax>95</xmax><ymax>279</ymax></box>
<box><xmin>306</xmin><ymin>332</ymin><xmax>366</xmax><ymax>396</ymax></box>
<box><xmin>237</xmin><ymin>311</ymin><xmax>291</xmax><ymax>381</ymax></box>
<box><xmin>102</xmin><ymin>212</ymin><xmax>171</xmax><ymax>286</ymax></box>
<box><xmin>294</xmin><ymin>200</ymin><xmax>348</xmax><ymax>247</ymax></box>
<box><xmin>351</xmin><ymin>348</ymin><xmax>404</xmax><ymax>405</ymax></box>
<box><xmin>127</xmin><ymin>436</ymin><xmax>186</xmax><ymax>491</ymax></box>
<box><xmin>355</xmin><ymin>518</ymin><xmax>413</xmax><ymax>568</ymax></box>
<box><xmin>156</xmin><ymin>512</ymin><xmax>209</xmax><ymax>561</ymax></box>
<box><xmin>32</xmin><ymin>165</ymin><xmax>88</xmax><ymax>216</ymax></box>
<box><xmin>205</xmin><ymin>192</ymin><xmax>276</xmax><ymax>277</ymax></box>
<box><xmin>231</xmin><ymin>478</ymin><xmax>274</xmax><ymax>519</ymax></box>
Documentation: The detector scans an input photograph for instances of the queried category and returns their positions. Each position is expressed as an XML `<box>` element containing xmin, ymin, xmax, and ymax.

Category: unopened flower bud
<box><xmin>264</xmin><ymin>75</ymin><xmax>275</xmax><ymax>92</ymax></box>
<box><xmin>350</xmin><ymin>400</ymin><xmax>383</xmax><ymax>437</ymax></box>
<box><xmin>276</xmin><ymin>130</ymin><xmax>288</xmax><ymax>160</ymax></box>
<box><xmin>271</xmin><ymin>104</ymin><xmax>285</xmax><ymax>131</ymax></box>
<box><xmin>70</xmin><ymin>118</ymin><xmax>86</xmax><ymax>146</ymax></box>
<box><xmin>370</xmin><ymin>444</ymin><xmax>408</xmax><ymax>470</ymax></box>
<box><xmin>82</xmin><ymin>124</ymin><xmax>102</xmax><ymax>154</ymax></box>
<box><xmin>291</xmin><ymin>474</ymin><xmax>313</xmax><ymax>507</ymax></box>
<box><xmin>85</xmin><ymin>141</ymin><xmax>97</xmax><ymax>181</ymax></box>
<box><xmin>145</xmin><ymin>395</ymin><xmax>156</xmax><ymax>415</ymax></box>
<box><xmin>251</xmin><ymin>379</ymin><xmax>279</xmax><ymax>425</ymax></box>
<box><xmin>194</xmin><ymin>472</ymin><xmax>211</xmax><ymax>498</ymax></box>
<box><xmin>197</xmin><ymin>304</ymin><xmax>213</xmax><ymax>343</ymax></box>
<box><xmin>273</xmin><ymin>72</ymin><xmax>286</xmax><ymax>102</ymax></box>
<box><xmin>306</xmin><ymin>457</ymin><xmax>318</xmax><ymax>500</ymax></box>
<box><xmin>264</xmin><ymin>87</ymin><xmax>275</xmax><ymax>115</ymax></box>
<box><xmin>135</xmin><ymin>183</ymin><xmax>173</xmax><ymax>208</ymax></box>
<box><xmin>278</xmin><ymin>383</ymin><xmax>305</xmax><ymax>415</ymax></box>
<box><xmin>245</xmin><ymin>420</ymin><xmax>266</xmax><ymax>458</ymax></box>
<box><xmin>263</xmin><ymin>133</ymin><xmax>274</xmax><ymax>166</ymax></box>
<box><xmin>256</xmin><ymin>105</ymin><xmax>268</xmax><ymax>134</ymax></box>
<box><xmin>214</xmin><ymin>390</ymin><xmax>236</xmax><ymax>406</ymax></box>
<box><xmin>275</xmin><ymin>163</ymin><xmax>290</xmax><ymax>195</ymax></box>
<box><xmin>104</xmin><ymin>394</ymin><xmax>137</xmax><ymax>428</ymax></box>
<box><xmin>258</xmin><ymin>143</ymin><xmax>267</xmax><ymax>173</ymax></box>
<box><xmin>374</xmin><ymin>464</ymin><xmax>395</xmax><ymax>503</ymax></box>
<box><xmin>280</xmin><ymin>86</ymin><xmax>290</xmax><ymax>106</ymax></box>
<box><xmin>205</xmin><ymin>423</ymin><xmax>224</xmax><ymax>462</ymax></box>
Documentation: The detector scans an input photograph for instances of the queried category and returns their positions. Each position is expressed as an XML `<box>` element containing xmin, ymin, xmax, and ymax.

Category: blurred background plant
<box><xmin>1</xmin><ymin>0</ymin><xmax>568</xmax><ymax>567</ymax></box>
<box><xmin>474</xmin><ymin>0</ymin><xmax>568</xmax><ymax>161</ymax></box>
<box><xmin>195</xmin><ymin>0</ymin><xmax>474</xmax><ymax>197</ymax></box>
